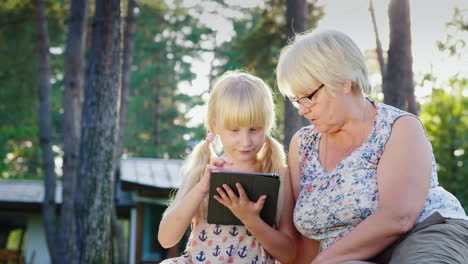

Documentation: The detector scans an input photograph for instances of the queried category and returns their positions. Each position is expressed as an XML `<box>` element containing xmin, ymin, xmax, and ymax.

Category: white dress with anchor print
<box><xmin>160</xmin><ymin>221</ymin><xmax>274</xmax><ymax>264</ymax></box>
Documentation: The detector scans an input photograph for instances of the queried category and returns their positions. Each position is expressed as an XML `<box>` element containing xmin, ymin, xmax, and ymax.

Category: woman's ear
<box><xmin>342</xmin><ymin>80</ymin><xmax>353</xmax><ymax>94</ymax></box>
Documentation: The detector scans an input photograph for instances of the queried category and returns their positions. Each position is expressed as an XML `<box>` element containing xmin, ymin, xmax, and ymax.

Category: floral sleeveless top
<box><xmin>160</xmin><ymin>221</ymin><xmax>274</xmax><ymax>264</ymax></box>
<box><xmin>293</xmin><ymin>100</ymin><xmax>468</xmax><ymax>251</ymax></box>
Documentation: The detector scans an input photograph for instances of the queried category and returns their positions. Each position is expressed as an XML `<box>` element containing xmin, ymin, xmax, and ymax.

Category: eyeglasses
<box><xmin>289</xmin><ymin>83</ymin><xmax>324</xmax><ymax>108</ymax></box>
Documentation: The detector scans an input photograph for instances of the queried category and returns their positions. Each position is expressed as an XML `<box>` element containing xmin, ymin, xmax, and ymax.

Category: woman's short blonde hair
<box><xmin>276</xmin><ymin>29</ymin><xmax>371</xmax><ymax>98</ymax></box>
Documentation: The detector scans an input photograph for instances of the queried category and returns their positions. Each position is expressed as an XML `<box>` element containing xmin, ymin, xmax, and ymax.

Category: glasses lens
<box><xmin>299</xmin><ymin>98</ymin><xmax>313</xmax><ymax>108</ymax></box>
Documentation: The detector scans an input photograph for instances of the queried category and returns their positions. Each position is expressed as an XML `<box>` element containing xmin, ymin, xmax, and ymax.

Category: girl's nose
<box><xmin>240</xmin><ymin>133</ymin><xmax>252</xmax><ymax>147</ymax></box>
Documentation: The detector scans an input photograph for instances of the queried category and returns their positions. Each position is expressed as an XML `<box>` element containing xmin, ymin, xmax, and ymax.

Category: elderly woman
<box><xmin>276</xmin><ymin>29</ymin><xmax>468</xmax><ymax>264</ymax></box>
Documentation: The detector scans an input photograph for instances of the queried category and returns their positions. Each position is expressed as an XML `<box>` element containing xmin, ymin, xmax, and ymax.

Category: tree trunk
<box><xmin>34</xmin><ymin>0</ymin><xmax>58</xmax><ymax>263</ymax></box>
<box><xmin>74</xmin><ymin>0</ymin><xmax>121</xmax><ymax>263</ymax></box>
<box><xmin>284</xmin><ymin>0</ymin><xmax>310</xmax><ymax>150</ymax></box>
<box><xmin>384</xmin><ymin>0</ymin><xmax>416</xmax><ymax>114</ymax></box>
<box><xmin>61</xmin><ymin>1</ymin><xmax>88</xmax><ymax>263</ymax></box>
<box><xmin>369</xmin><ymin>0</ymin><xmax>386</xmax><ymax>80</ymax></box>
<box><xmin>112</xmin><ymin>0</ymin><xmax>136</xmax><ymax>263</ymax></box>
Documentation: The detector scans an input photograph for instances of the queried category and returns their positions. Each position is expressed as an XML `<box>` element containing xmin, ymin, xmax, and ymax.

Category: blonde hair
<box><xmin>164</xmin><ymin>70</ymin><xmax>286</xmax><ymax>226</ymax></box>
<box><xmin>276</xmin><ymin>29</ymin><xmax>371</xmax><ymax>98</ymax></box>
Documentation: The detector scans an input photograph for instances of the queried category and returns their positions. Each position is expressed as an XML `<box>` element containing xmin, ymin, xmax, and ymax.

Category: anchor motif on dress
<box><xmin>213</xmin><ymin>224</ymin><xmax>222</xmax><ymax>235</ymax></box>
<box><xmin>199</xmin><ymin>230</ymin><xmax>207</xmax><ymax>241</ymax></box>
<box><xmin>238</xmin><ymin>245</ymin><xmax>248</xmax><ymax>258</ymax></box>
<box><xmin>196</xmin><ymin>251</ymin><xmax>206</xmax><ymax>262</ymax></box>
<box><xmin>246</xmin><ymin>230</ymin><xmax>252</xmax><ymax>236</ymax></box>
<box><xmin>229</xmin><ymin>226</ymin><xmax>238</xmax><ymax>236</ymax></box>
<box><xmin>252</xmin><ymin>255</ymin><xmax>259</xmax><ymax>264</ymax></box>
<box><xmin>226</xmin><ymin>244</ymin><xmax>235</xmax><ymax>256</ymax></box>
<box><xmin>213</xmin><ymin>245</ymin><xmax>221</xmax><ymax>256</ymax></box>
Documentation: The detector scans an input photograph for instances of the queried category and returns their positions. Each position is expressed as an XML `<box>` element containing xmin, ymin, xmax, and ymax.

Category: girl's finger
<box><xmin>236</xmin><ymin>183</ymin><xmax>249</xmax><ymax>201</ymax></box>
<box><xmin>216</xmin><ymin>187</ymin><xmax>229</xmax><ymax>201</ymax></box>
<box><xmin>213</xmin><ymin>195</ymin><xmax>227</xmax><ymax>206</ymax></box>
<box><xmin>220</xmin><ymin>156</ymin><xmax>234</xmax><ymax>164</ymax></box>
<box><xmin>222</xmin><ymin>184</ymin><xmax>238</xmax><ymax>202</ymax></box>
<box><xmin>255</xmin><ymin>195</ymin><xmax>267</xmax><ymax>211</ymax></box>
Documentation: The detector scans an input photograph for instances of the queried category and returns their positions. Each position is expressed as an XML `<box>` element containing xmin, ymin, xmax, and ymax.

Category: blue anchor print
<box><xmin>213</xmin><ymin>224</ymin><xmax>222</xmax><ymax>235</ymax></box>
<box><xmin>246</xmin><ymin>230</ymin><xmax>252</xmax><ymax>236</ymax></box>
<box><xmin>238</xmin><ymin>245</ymin><xmax>248</xmax><ymax>258</ymax></box>
<box><xmin>226</xmin><ymin>244</ymin><xmax>235</xmax><ymax>257</ymax></box>
<box><xmin>251</xmin><ymin>255</ymin><xmax>259</xmax><ymax>264</ymax></box>
<box><xmin>195</xmin><ymin>251</ymin><xmax>206</xmax><ymax>262</ymax></box>
<box><xmin>213</xmin><ymin>245</ymin><xmax>221</xmax><ymax>256</ymax></box>
<box><xmin>199</xmin><ymin>229</ymin><xmax>207</xmax><ymax>241</ymax></box>
<box><xmin>229</xmin><ymin>226</ymin><xmax>239</xmax><ymax>236</ymax></box>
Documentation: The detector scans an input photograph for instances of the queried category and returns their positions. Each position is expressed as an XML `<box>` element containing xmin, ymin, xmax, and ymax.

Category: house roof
<box><xmin>0</xmin><ymin>158</ymin><xmax>184</xmax><ymax>207</ymax></box>
<box><xmin>120</xmin><ymin>157</ymin><xmax>183</xmax><ymax>190</ymax></box>
<box><xmin>0</xmin><ymin>180</ymin><xmax>134</xmax><ymax>207</ymax></box>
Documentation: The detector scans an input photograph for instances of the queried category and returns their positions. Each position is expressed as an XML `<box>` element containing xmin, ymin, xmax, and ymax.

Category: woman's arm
<box><xmin>215</xmin><ymin>166</ymin><xmax>297</xmax><ymax>263</ymax></box>
<box><xmin>158</xmin><ymin>158</ymin><xmax>232</xmax><ymax>248</ymax></box>
<box><xmin>289</xmin><ymin>132</ymin><xmax>321</xmax><ymax>264</ymax></box>
<box><xmin>312</xmin><ymin>116</ymin><xmax>433</xmax><ymax>264</ymax></box>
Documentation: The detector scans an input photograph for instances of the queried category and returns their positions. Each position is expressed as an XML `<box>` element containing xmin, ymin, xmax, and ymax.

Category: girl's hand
<box><xmin>214</xmin><ymin>182</ymin><xmax>266</xmax><ymax>226</ymax></box>
<box><xmin>197</xmin><ymin>156</ymin><xmax>234</xmax><ymax>194</ymax></box>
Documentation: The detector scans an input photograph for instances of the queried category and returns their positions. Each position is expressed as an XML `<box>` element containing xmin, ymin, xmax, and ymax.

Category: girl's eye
<box><xmin>250</xmin><ymin>127</ymin><xmax>260</xmax><ymax>132</ymax></box>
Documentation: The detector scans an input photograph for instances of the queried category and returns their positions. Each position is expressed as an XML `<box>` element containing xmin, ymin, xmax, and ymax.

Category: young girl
<box><xmin>158</xmin><ymin>70</ymin><xmax>297</xmax><ymax>263</ymax></box>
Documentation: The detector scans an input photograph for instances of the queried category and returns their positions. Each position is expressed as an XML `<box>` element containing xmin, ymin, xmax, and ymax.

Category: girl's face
<box><xmin>216</xmin><ymin>126</ymin><xmax>266</xmax><ymax>164</ymax></box>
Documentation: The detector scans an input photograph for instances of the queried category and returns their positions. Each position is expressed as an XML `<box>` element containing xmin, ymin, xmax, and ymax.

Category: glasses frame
<box><xmin>290</xmin><ymin>83</ymin><xmax>324</xmax><ymax>108</ymax></box>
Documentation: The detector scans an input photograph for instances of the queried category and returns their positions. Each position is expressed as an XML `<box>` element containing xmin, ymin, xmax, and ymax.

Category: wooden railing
<box><xmin>0</xmin><ymin>249</ymin><xmax>24</xmax><ymax>264</ymax></box>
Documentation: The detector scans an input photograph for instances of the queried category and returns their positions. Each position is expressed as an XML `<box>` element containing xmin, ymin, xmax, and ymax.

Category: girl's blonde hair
<box><xmin>164</xmin><ymin>70</ymin><xmax>286</xmax><ymax>226</ymax></box>
<box><xmin>276</xmin><ymin>29</ymin><xmax>371</xmax><ymax>98</ymax></box>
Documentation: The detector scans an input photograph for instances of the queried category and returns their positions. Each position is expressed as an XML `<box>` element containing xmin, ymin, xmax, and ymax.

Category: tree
<box><xmin>60</xmin><ymin>0</ymin><xmax>88</xmax><ymax>263</ymax></box>
<box><xmin>74</xmin><ymin>0</ymin><xmax>121</xmax><ymax>262</ymax></box>
<box><xmin>124</xmin><ymin>1</ymin><xmax>209</xmax><ymax>158</ymax></box>
<box><xmin>283</xmin><ymin>0</ymin><xmax>310</xmax><ymax>149</ymax></box>
<box><xmin>112</xmin><ymin>0</ymin><xmax>136</xmax><ymax>263</ymax></box>
<box><xmin>1</xmin><ymin>0</ymin><xmax>65</xmax><ymax>181</ymax></box>
<box><xmin>214</xmin><ymin>1</ymin><xmax>323</xmax><ymax>148</ymax></box>
<box><xmin>34</xmin><ymin>1</ymin><xmax>58</xmax><ymax>263</ymax></box>
<box><xmin>370</xmin><ymin>0</ymin><xmax>417</xmax><ymax>114</ymax></box>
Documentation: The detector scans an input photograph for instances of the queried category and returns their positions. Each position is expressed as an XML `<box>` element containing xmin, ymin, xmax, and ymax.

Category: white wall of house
<box><xmin>25</xmin><ymin>214</ymin><xmax>50</xmax><ymax>264</ymax></box>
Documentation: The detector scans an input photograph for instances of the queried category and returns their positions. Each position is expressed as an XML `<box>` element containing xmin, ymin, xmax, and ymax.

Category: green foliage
<box><xmin>420</xmin><ymin>77</ymin><xmax>468</xmax><ymax>210</ymax></box>
<box><xmin>436</xmin><ymin>7</ymin><xmax>467</xmax><ymax>57</ymax></box>
<box><xmin>123</xmin><ymin>1</ymin><xmax>211</xmax><ymax>159</ymax></box>
<box><xmin>0</xmin><ymin>0</ymin><xmax>66</xmax><ymax>179</ymax></box>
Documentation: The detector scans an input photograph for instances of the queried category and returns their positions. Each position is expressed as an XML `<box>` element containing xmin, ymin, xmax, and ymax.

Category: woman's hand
<box><xmin>214</xmin><ymin>182</ymin><xmax>265</xmax><ymax>226</ymax></box>
<box><xmin>196</xmin><ymin>156</ymin><xmax>234</xmax><ymax>194</ymax></box>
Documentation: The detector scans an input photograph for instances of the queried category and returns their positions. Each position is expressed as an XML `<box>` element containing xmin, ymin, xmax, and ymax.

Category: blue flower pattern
<box><xmin>293</xmin><ymin>100</ymin><xmax>468</xmax><ymax>251</ymax></box>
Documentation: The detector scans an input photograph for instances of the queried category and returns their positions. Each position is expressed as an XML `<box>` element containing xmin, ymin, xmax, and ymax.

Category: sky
<box><xmin>179</xmin><ymin>0</ymin><xmax>468</xmax><ymax>126</ymax></box>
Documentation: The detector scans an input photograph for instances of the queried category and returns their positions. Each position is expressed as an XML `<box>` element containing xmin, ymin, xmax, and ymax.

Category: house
<box><xmin>0</xmin><ymin>158</ymin><xmax>186</xmax><ymax>264</ymax></box>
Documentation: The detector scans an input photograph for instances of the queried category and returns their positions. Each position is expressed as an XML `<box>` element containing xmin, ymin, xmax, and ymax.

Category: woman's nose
<box><xmin>297</xmin><ymin>104</ymin><xmax>311</xmax><ymax>116</ymax></box>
